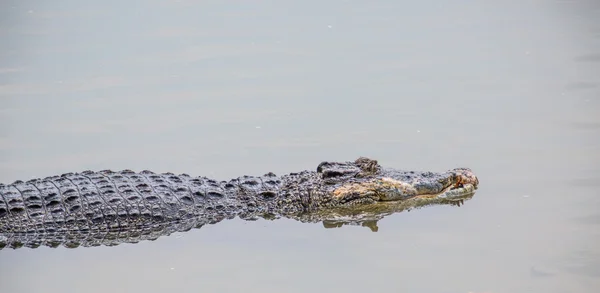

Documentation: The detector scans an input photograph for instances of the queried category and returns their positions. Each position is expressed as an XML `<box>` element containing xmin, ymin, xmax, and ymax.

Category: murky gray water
<box><xmin>1</xmin><ymin>0</ymin><xmax>599</xmax><ymax>292</ymax></box>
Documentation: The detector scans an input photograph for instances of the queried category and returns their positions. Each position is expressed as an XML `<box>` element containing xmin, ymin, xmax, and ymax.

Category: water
<box><xmin>1</xmin><ymin>0</ymin><xmax>599</xmax><ymax>292</ymax></box>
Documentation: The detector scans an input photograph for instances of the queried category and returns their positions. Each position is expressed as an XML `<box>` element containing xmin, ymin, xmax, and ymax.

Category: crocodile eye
<box><xmin>321</xmin><ymin>170</ymin><xmax>349</xmax><ymax>178</ymax></box>
<box><xmin>316</xmin><ymin>161</ymin><xmax>362</xmax><ymax>182</ymax></box>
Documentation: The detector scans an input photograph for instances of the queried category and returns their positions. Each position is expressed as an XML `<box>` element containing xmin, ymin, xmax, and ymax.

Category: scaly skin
<box><xmin>0</xmin><ymin>157</ymin><xmax>479</xmax><ymax>250</ymax></box>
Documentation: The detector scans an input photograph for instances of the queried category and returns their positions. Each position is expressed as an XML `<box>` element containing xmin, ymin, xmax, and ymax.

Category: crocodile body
<box><xmin>0</xmin><ymin>157</ymin><xmax>479</xmax><ymax>250</ymax></box>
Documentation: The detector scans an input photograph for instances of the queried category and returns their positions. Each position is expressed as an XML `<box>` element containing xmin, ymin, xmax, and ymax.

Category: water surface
<box><xmin>1</xmin><ymin>1</ymin><xmax>599</xmax><ymax>292</ymax></box>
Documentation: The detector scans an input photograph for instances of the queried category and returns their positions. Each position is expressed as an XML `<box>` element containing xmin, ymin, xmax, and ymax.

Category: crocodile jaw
<box><xmin>332</xmin><ymin>169</ymin><xmax>479</xmax><ymax>203</ymax></box>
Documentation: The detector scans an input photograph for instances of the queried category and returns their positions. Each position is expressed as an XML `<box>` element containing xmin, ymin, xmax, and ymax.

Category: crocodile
<box><xmin>0</xmin><ymin>157</ymin><xmax>479</xmax><ymax>250</ymax></box>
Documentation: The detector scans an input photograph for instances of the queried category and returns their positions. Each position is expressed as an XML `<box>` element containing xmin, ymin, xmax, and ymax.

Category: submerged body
<box><xmin>0</xmin><ymin>157</ymin><xmax>479</xmax><ymax>249</ymax></box>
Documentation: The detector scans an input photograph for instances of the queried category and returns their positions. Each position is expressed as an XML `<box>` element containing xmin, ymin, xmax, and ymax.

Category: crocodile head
<box><xmin>316</xmin><ymin>157</ymin><xmax>479</xmax><ymax>206</ymax></box>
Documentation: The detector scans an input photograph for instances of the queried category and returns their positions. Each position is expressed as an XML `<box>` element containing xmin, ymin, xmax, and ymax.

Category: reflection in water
<box><xmin>318</xmin><ymin>196</ymin><xmax>469</xmax><ymax>232</ymax></box>
<box><xmin>0</xmin><ymin>193</ymin><xmax>473</xmax><ymax>250</ymax></box>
